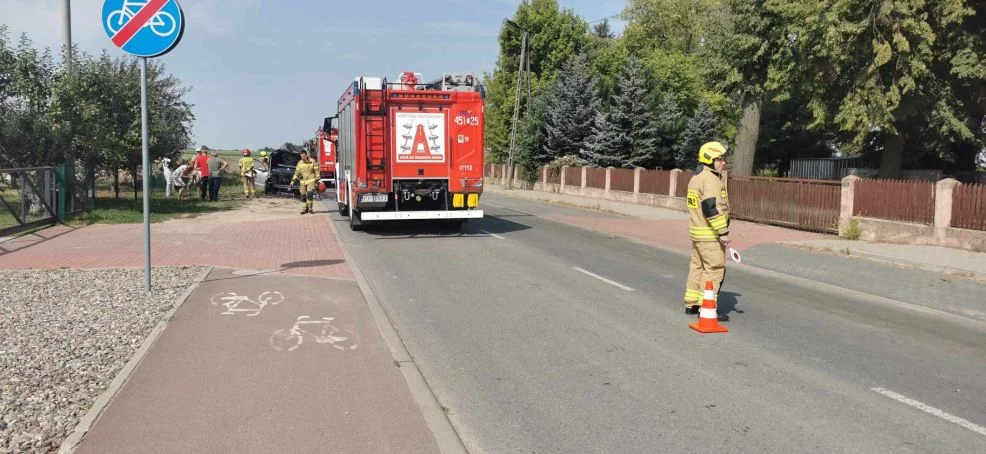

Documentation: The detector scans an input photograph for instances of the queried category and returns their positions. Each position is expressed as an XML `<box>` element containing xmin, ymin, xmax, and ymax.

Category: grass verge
<box><xmin>70</xmin><ymin>177</ymin><xmax>249</xmax><ymax>225</ymax></box>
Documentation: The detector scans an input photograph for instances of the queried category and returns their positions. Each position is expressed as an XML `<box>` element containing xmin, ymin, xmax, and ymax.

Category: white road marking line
<box><xmin>479</xmin><ymin>229</ymin><xmax>505</xmax><ymax>240</ymax></box>
<box><xmin>573</xmin><ymin>267</ymin><xmax>634</xmax><ymax>291</ymax></box>
<box><xmin>871</xmin><ymin>387</ymin><xmax>986</xmax><ymax>437</ymax></box>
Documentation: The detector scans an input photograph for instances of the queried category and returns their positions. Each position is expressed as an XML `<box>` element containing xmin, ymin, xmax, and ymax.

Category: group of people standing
<box><xmin>165</xmin><ymin>146</ymin><xmax>269</xmax><ymax>201</ymax></box>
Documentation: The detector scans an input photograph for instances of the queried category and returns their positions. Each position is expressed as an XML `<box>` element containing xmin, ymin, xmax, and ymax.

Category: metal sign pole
<box><xmin>141</xmin><ymin>56</ymin><xmax>152</xmax><ymax>293</ymax></box>
<box><xmin>101</xmin><ymin>0</ymin><xmax>185</xmax><ymax>293</ymax></box>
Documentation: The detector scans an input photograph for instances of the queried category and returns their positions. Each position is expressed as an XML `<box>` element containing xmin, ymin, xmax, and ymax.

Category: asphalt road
<box><xmin>324</xmin><ymin>192</ymin><xmax>986</xmax><ymax>453</ymax></box>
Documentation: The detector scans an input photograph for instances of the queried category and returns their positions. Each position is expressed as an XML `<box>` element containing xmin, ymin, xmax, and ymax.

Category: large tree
<box><xmin>483</xmin><ymin>0</ymin><xmax>590</xmax><ymax>162</ymax></box>
<box><xmin>704</xmin><ymin>0</ymin><xmax>787</xmax><ymax>176</ymax></box>
<box><xmin>543</xmin><ymin>53</ymin><xmax>599</xmax><ymax>162</ymax></box>
<box><xmin>586</xmin><ymin>56</ymin><xmax>660</xmax><ymax>168</ymax></box>
<box><xmin>767</xmin><ymin>0</ymin><xmax>984</xmax><ymax>177</ymax></box>
<box><xmin>675</xmin><ymin>99</ymin><xmax>719</xmax><ymax>170</ymax></box>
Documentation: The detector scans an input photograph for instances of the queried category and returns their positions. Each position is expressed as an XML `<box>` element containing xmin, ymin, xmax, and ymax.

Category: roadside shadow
<box><xmin>363</xmin><ymin>221</ymin><xmax>481</xmax><ymax>239</ymax></box>
<box><xmin>280</xmin><ymin>259</ymin><xmax>344</xmax><ymax>269</ymax></box>
<box><xmin>0</xmin><ymin>224</ymin><xmax>80</xmax><ymax>256</ymax></box>
<box><xmin>476</xmin><ymin>214</ymin><xmax>535</xmax><ymax>235</ymax></box>
<box><xmin>717</xmin><ymin>291</ymin><xmax>744</xmax><ymax>316</ymax></box>
<box><xmin>360</xmin><ymin>213</ymin><xmax>534</xmax><ymax>238</ymax></box>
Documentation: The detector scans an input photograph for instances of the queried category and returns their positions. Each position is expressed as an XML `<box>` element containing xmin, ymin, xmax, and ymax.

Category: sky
<box><xmin>0</xmin><ymin>0</ymin><xmax>627</xmax><ymax>150</ymax></box>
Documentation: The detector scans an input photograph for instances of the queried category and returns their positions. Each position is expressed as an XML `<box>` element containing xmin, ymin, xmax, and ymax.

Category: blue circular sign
<box><xmin>102</xmin><ymin>0</ymin><xmax>185</xmax><ymax>58</ymax></box>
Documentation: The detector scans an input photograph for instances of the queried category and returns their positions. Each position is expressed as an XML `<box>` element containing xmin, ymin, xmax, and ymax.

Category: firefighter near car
<box><xmin>683</xmin><ymin>141</ymin><xmax>731</xmax><ymax>322</ymax></box>
<box><xmin>330</xmin><ymin>71</ymin><xmax>485</xmax><ymax>231</ymax></box>
<box><xmin>258</xmin><ymin>150</ymin><xmax>269</xmax><ymax>170</ymax></box>
<box><xmin>291</xmin><ymin>151</ymin><xmax>319</xmax><ymax>214</ymax></box>
<box><xmin>239</xmin><ymin>149</ymin><xmax>257</xmax><ymax>198</ymax></box>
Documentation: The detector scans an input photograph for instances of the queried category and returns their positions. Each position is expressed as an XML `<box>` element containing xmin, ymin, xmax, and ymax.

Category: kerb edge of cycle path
<box><xmin>70</xmin><ymin>267</ymin><xmax>439</xmax><ymax>454</ymax></box>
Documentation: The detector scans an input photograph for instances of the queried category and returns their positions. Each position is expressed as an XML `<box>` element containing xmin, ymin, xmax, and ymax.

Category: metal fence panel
<box><xmin>0</xmin><ymin>167</ymin><xmax>58</xmax><ymax>236</ymax></box>
<box><xmin>639</xmin><ymin>169</ymin><xmax>671</xmax><ymax>195</ymax></box>
<box><xmin>854</xmin><ymin>179</ymin><xmax>935</xmax><ymax>225</ymax></box>
<box><xmin>728</xmin><ymin>176</ymin><xmax>842</xmax><ymax>233</ymax></box>
<box><xmin>952</xmin><ymin>183</ymin><xmax>986</xmax><ymax>231</ymax></box>
<box><xmin>585</xmin><ymin>167</ymin><xmax>606</xmax><ymax>189</ymax></box>
<box><xmin>789</xmin><ymin>157</ymin><xmax>870</xmax><ymax>180</ymax></box>
<box><xmin>610</xmin><ymin>169</ymin><xmax>635</xmax><ymax>192</ymax></box>
<box><xmin>675</xmin><ymin>171</ymin><xmax>694</xmax><ymax>198</ymax></box>
<box><xmin>564</xmin><ymin>167</ymin><xmax>582</xmax><ymax>187</ymax></box>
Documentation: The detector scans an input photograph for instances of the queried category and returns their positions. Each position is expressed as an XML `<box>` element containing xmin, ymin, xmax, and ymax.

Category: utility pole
<box><xmin>63</xmin><ymin>0</ymin><xmax>72</xmax><ymax>70</ymax></box>
<box><xmin>63</xmin><ymin>0</ymin><xmax>77</xmax><ymax>193</ymax></box>
<box><xmin>506</xmin><ymin>29</ymin><xmax>528</xmax><ymax>190</ymax></box>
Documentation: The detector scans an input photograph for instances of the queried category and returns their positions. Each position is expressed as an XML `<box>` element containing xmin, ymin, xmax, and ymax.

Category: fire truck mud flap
<box><xmin>360</xmin><ymin>210</ymin><xmax>484</xmax><ymax>221</ymax></box>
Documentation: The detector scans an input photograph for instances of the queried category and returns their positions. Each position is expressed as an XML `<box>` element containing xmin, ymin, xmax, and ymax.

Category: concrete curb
<box><xmin>58</xmin><ymin>265</ymin><xmax>216</xmax><ymax>454</ymax></box>
<box><xmin>783</xmin><ymin>242</ymin><xmax>984</xmax><ymax>283</ymax></box>
<box><xmin>322</xmin><ymin>213</ymin><xmax>467</xmax><ymax>454</ymax></box>
<box><xmin>485</xmin><ymin>187</ymin><xmax>687</xmax><ymax>220</ymax></box>
<box><xmin>490</xmin><ymin>189</ymin><xmax>986</xmax><ymax>327</ymax></box>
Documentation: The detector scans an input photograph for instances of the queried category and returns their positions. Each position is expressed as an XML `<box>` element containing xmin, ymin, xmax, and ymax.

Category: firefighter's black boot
<box><xmin>685</xmin><ymin>305</ymin><xmax>700</xmax><ymax>315</ymax></box>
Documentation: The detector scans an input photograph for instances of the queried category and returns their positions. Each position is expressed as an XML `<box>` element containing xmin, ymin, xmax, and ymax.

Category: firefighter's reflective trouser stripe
<box><xmin>684</xmin><ymin>241</ymin><xmax>726</xmax><ymax>307</ymax></box>
<box><xmin>299</xmin><ymin>179</ymin><xmax>317</xmax><ymax>211</ymax></box>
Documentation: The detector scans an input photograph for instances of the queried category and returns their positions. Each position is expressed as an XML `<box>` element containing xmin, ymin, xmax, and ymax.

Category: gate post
<box><xmin>56</xmin><ymin>165</ymin><xmax>67</xmax><ymax>222</ymax></box>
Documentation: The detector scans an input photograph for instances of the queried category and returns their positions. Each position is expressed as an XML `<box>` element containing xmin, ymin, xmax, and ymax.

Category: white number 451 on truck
<box><xmin>326</xmin><ymin>71</ymin><xmax>485</xmax><ymax>231</ymax></box>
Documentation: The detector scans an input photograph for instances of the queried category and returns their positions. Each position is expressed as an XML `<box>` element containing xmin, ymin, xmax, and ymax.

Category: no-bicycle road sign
<box><xmin>102</xmin><ymin>0</ymin><xmax>185</xmax><ymax>58</ymax></box>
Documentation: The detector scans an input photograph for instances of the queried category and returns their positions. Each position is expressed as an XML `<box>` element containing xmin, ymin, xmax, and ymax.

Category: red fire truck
<box><xmin>315</xmin><ymin>127</ymin><xmax>338</xmax><ymax>187</ymax></box>
<box><xmin>327</xmin><ymin>71</ymin><xmax>485</xmax><ymax>231</ymax></box>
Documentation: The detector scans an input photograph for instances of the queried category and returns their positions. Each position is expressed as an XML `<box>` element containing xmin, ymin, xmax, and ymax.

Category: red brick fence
<box><xmin>484</xmin><ymin>164</ymin><xmax>986</xmax><ymax>251</ymax></box>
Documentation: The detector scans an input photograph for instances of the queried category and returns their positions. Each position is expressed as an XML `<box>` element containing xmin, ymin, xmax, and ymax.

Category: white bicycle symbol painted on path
<box><xmin>106</xmin><ymin>0</ymin><xmax>177</xmax><ymax>37</ymax></box>
<box><xmin>210</xmin><ymin>291</ymin><xmax>284</xmax><ymax>317</ymax></box>
<box><xmin>269</xmin><ymin>316</ymin><xmax>359</xmax><ymax>352</ymax></box>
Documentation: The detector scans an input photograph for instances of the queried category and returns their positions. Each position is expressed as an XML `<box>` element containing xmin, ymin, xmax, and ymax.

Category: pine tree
<box><xmin>517</xmin><ymin>85</ymin><xmax>554</xmax><ymax>179</ymax></box>
<box><xmin>618</xmin><ymin>56</ymin><xmax>659</xmax><ymax>168</ymax></box>
<box><xmin>653</xmin><ymin>91</ymin><xmax>685</xmax><ymax>168</ymax></box>
<box><xmin>585</xmin><ymin>56</ymin><xmax>658</xmax><ymax>168</ymax></box>
<box><xmin>544</xmin><ymin>53</ymin><xmax>599</xmax><ymax>162</ymax></box>
<box><xmin>674</xmin><ymin>100</ymin><xmax>718</xmax><ymax>170</ymax></box>
<box><xmin>584</xmin><ymin>104</ymin><xmax>626</xmax><ymax>167</ymax></box>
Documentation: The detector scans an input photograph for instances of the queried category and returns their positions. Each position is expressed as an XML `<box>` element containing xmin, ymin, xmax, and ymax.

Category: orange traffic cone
<box><xmin>689</xmin><ymin>280</ymin><xmax>728</xmax><ymax>333</ymax></box>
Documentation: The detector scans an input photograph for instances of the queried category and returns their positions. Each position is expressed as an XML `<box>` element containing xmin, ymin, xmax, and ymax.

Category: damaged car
<box><xmin>264</xmin><ymin>148</ymin><xmax>302</xmax><ymax>196</ymax></box>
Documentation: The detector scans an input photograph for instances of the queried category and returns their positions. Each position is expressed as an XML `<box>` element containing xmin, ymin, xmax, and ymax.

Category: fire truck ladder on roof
<box><xmin>362</xmin><ymin>79</ymin><xmax>387</xmax><ymax>172</ymax></box>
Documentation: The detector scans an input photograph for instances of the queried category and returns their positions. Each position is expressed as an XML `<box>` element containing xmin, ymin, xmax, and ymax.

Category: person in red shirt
<box><xmin>193</xmin><ymin>146</ymin><xmax>211</xmax><ymax>199</ymax></box>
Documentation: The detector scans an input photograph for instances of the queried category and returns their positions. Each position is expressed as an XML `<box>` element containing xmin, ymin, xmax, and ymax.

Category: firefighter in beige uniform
<box><xmin>683</xmin><ymin>141</ymin><xmax>731</xmax><ymax>320</ymax></box>
<box><xmin>291</xmin><ymin>151</ymin><xmax>319</xmax><ymax>214</ymax></box>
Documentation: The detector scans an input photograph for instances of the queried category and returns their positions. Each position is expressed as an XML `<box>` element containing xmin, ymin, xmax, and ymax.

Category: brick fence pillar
<box><xmin>542</xmin><ymin>165</ymin><xmax>549</xmax><ymax>186</ymax></box>
<box><xmin>561</xmin><ymin>165</ymin><xmax>568</xmax><ymax>188</ymax></box>
<box><xmin>670</xmin><ymin>169</ymin><xmax>682</xmax><ymax>197</ymax></box>
<box><xmin>934</xmin><ymin>178</ymin><xmax>960</xmax><ymax>243</ymax></box>
<box><xmin>581</xmin><ymin>167</ymin><xmax>588</xmax><ymax>192</ymax></box>
<box><xmin>839</xmin><ymin>175</ymin><xmax>860</xmax><ymax>236</ymax></box>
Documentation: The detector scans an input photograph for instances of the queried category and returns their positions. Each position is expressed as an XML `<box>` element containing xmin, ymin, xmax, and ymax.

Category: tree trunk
<box><xmin>879</xmin><ymin>133</ymin><xmax>905</xmax><ymax>179</ymax></box>
<box><xmin>731</xmin><ymin>95</ymin><xmax>761</xmax><ymax>177</ymax></box>
<box><xmin>113</xmin><ymin>169</ymin><xmax>120</xmax><ymax>199</ymax></box>
<box><xmin>132</xmin><ymin>165</ymin><xmax>139</xmax><ymax>201</ymax></box>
